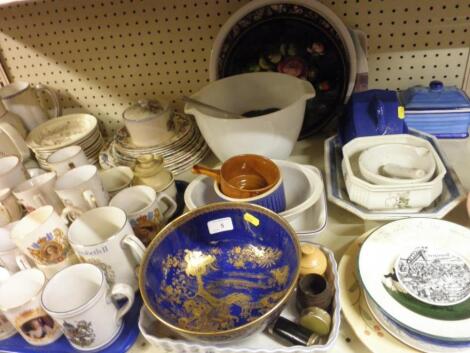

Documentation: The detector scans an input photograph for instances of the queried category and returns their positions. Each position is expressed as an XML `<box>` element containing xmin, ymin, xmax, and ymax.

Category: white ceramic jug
<box><xmin>0</xmin><ymin>81</ymin><xmax>61</xmax><ymax>131</ymax></box>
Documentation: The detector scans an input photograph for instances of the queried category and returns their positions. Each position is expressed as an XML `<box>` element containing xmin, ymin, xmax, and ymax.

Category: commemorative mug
<box><xmin>13</xmin><ymin>172</ymin><xmax>64</xmax><ymax>214</ymax></box>
<box><xmin>46</xmin><ymin>146</ymin><xmax>88</xmax><ymax>177</ymax></box>
<box><xmin>10</xmin><ymin>205</ymin><xmax>77</xmax><ymax>278</ymax></box>
<box><xmin>0</xmin><ymin>188</ymin><xmax>22</xmax><ymax>226</ymax></box>
<box><xmin>41</xmin><ymin>263</ymin><xmax>135</xmax><ymax>351</ymax></box>
<box><xmin>0</xmin><ymin>268</ymin><xmax>62</xmax><ymax>345</ymax></box>
<box><xmin>0</xmin><ymin>155</ymin><xmax>28</xmax><ymax>190</ymax></box>
<box><xmin>0</xmin><ymin>222</ymin><xmax>31</xmax><ymax>273</ymax></box>
<box><xmin>0</xmin><ymin>266</ymin><xmax>16</xmax><ymax>340</ymax></box>
<box><xmin>68</xmin><ymin>206</ymin><xmax>146</xmax><ymax>290</ymax></box>
<box><xmin>0</xmin><ymin>81</ymin><xmax>61</xmax><ymax>131</ymax></box>
<box><xmin>109</xmin><ymin>185</ymin><xmax>177</xmax><ymax>246</ymax></box>
<box><xmin>55</xmin><ymin>165</ymin><xmax>109</xmax><ymax>221</ymax></box>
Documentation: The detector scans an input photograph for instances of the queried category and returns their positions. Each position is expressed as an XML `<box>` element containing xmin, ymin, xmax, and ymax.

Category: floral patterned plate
<box><xmin>211</xmin><ymin>0</ymin><xmax>356</xmax><ymax>138</ymax></box>
<box><xmin>339</xmin><ymin>231</ymin><xmax>421</xmax><ymax>353</ymax></box>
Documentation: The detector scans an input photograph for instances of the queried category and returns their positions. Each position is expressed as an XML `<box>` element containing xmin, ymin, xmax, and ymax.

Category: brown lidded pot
<box><xmin>192</xmin><ymin>154</ymin><xmax>280</xmax><ymax>199</ymax></box>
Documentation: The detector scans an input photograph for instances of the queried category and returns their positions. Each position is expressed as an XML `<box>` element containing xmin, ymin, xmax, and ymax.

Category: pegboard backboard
<box><xmin>0</xmin><ymin>0</ymin><xmax>469</xmax><ymax>135</ymax></box>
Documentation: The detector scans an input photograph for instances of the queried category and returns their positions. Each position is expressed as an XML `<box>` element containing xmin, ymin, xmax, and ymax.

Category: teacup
<box><xmin>41</xmin><ymin>263</ymin><xmax>135</xmax><ymax>351</ymax></box>
<box><xmin>68</xmin><ymin>206</ymin><xmax>146</xmax><ymax>290</ymax></box>
<box><xmin>0</xmin><ymin>222</ymin><xmax>31</xmax><ymax>273</ymax></box>
<box><xmin>109</xmin><ymin>185</ymin><xmax>177</xmax><ymax>246</ymax></box>
<box><xmin>10</xmin><ymin>205</ymin><xmax>78</xmax><ymax>278</ymax></box>
<box><xmin>0</xmin><ymin>155</ymin><xmax>28</xmax><ymax>190</ymax></box>
<box><xmin>193</xmin><ymin>154</ymin><xmax>282</xmax><ymax>199</ymax></box>
<box><xmin>46</xmin><ymin>146</ymin><xmax>88</xmax><ymax>176</ymax></box>
<box><xmin>13</xmin><ymin>172</ymin><xmax>64</xmax><ymax>214</ymax></box>
<box><xmin>99</xmin><ymin>166</ymin><xmax>134</xmax><ymax>197</ymax></box>
<box><xmin>0</xmin><ymin>267</ymin><xmax>16</xmax><ymax>340</ymax></box>
<box><xmin>0</xmin><ymin>268</ymin><xmax>63</xmax><ymax>345</ymax></box>
<box><xmin>0</xmin><ymin>188</ymin><xmax>22</xmax><ymax>226</ymax></box>
<box><xmin>55</xmin><ymin>165</ymin><xmax>109</xmax><ymax>221</ymax></box>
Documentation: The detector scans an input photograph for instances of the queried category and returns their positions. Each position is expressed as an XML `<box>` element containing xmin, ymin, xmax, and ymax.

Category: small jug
<box><xmin>0</xmin><ymin>81</ymin><xmax>61</xmax><ymax>131</ymax></box>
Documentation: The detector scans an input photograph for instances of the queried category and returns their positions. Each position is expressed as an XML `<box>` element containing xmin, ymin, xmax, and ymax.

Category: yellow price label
<box><xmin>398</xmin><ymin>106</ymin><xmax>405</xmax><ymax>119</ymax></box>
<box><xmin>244</xmin><ymin>212</ymin><xmax>260</xmax><ymax>226</ymax></box>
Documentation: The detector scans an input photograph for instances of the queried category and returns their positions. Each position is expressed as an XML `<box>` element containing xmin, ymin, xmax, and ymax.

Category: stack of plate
<box><xmin>100</xmin><ymin>112</ymin><xmax>210</xmax><ymax>175</ymax></box>
<box><xmin>26</xmin><ymin>114</ymin><xmax>104</xmax><ymax>169</ymax></box>
<box><xmin>353</xmin><ymin>218</ymin><xmax>470</xmax><ymax>353</ymax></box>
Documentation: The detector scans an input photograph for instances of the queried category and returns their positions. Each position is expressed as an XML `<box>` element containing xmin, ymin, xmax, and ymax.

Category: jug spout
<box><xmin>301</xmin><ymin>80</ymin><xmax>316</xmax><ymax>101</ymax></box>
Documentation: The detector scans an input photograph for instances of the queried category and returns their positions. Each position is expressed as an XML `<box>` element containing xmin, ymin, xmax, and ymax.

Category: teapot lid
<box><xmin>400</xmin><ymin>81</ymin><xmax>470</xmax><ymax>110</ymax></box>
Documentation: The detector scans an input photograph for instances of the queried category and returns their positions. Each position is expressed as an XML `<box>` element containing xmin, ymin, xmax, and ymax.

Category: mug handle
<box><xmin>34</xmin><ymin>83</ymin><xmax>62</xmax><ymax>118</ymax></box>
<box><xmin>0</xmin><ymin>122</ymin><xmax>30</xmax><ymax>160</ymax></box>
<box><xmin>60</xmin><ymin>206</ymin><xmax>82</xmax><ymax>224</ymax></box>
<box><xmin>155</xmin><ymin>193</ymin><xmax>177</xmax><ymax>220</ymax></box>
<box><xmin>122</xmin><ymin>234</ymin><xmax>146</xmax><ymax>263</ymax></box>
<box><xmin>82</xmin><ymin>190</ymin><xmax>98</xmax><ymax>209</ymax></box>
<box><xmin>0</xmin><ymin>203</ymin><xmax>12</xmax><ymax>224</ymax></box>
<box><xmin>15</xmin><ymin>254</ymin><xmax>32</xmax><ymax>271</ymax></box>
<box><xmin>110</xmin><ymin>282</ymin><xmax>135</xmax><ymax>322</ymax></box>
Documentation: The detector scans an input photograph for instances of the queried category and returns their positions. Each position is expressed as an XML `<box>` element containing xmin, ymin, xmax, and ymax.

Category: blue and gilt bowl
<box><xmin>139</xmin><ymin>202</ymin><xmax>300</xmax><ymax>343</ymax></box>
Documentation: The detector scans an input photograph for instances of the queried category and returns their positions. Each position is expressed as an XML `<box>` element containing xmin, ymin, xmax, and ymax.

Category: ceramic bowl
<box><xmin>139</xmin><ymin>203</ymin><xmax>300</xmax><ymax>343</ymax></box>
<box><xmin>342</xmin><ymin>134</ymin><xmax>447</xmax><ymax>211</ymax></box>
<box><xmin>184</xmin><ymin>72</ymin><xmax>315</xmax><ymax>161</ymax></box>
<box><xmin>359</xmin><ymin>143</ymin><xmax>436</xmax><ymax>185</ymax></box>
<box><xmin>184</xmin><ymin>160</ymin><xmax>325</xmax><ymax>234</ymax></box>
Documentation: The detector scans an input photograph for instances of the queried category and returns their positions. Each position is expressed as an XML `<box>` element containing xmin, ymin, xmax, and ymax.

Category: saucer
<box><xmin>0</xmin><ymin>296</ymin><xmax>142</xmax><ymax>353</ymax></box>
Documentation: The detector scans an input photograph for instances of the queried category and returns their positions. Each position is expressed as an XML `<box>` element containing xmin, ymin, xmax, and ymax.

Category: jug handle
<box><xmin>192</xmin><ymin>165</ymin><xmax>221</xmax><ymax>183</ymax></box>
<box><xmin>0</xmin><ymin>122</ymin><xmax>30</xmax><ymax>160</ymax></box>
<box><xmin>372</xmin><ymin>97</ymin><xmax>387</xmax><ymax>134</ymax></box>
<box><xmin>34</xmin><ymin>83</ymin><xmax>62</xmax><ymax>118</ymax></box>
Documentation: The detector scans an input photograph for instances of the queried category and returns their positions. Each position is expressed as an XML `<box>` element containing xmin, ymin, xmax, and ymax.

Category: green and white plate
<box><xmin>358</xmin><ymin>218</ymin><xmax>470</xmax><ymax>342</ymax></box>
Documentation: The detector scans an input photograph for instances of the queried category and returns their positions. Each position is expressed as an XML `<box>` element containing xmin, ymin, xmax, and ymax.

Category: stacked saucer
<box><xmin>26</xmin><ymin>114</ymin><xmax>104</xmax><ymax>169</ymax></box>
<box><xmin>101</xmin><ymin>113</ymin><xmax>209</xmax><ymax>175</ymax></box>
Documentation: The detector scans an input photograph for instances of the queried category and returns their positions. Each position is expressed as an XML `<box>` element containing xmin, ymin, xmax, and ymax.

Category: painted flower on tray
<box><xmin>277</xmin><ymin>56</ymin><xmax>306</xmax><ymax>78</ymax></box>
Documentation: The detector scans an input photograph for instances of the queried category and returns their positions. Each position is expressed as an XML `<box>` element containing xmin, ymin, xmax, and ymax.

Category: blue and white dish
<box><xmin>324</xmin><ymin>129</ymin><xmax>466</xmax><ymax>220</ymax></box>
<box><xmin>366</xmin><ymin>293</ymin><xmax>470</xmax><ymax>353</ymax></box>
<box><xmin>400</xmin><ymin>81</ymin><xmax>470</xmax><ymax>139</ymax></box>
<box><xmin>139</xmin><ymin>203</ymin><xmax>300</xmax><ymax>343</ymax></box>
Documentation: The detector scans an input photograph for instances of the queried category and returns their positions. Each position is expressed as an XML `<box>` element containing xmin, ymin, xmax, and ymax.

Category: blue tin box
<box><xmin>400</xmin><ymin>81</ymin><xmax>470</xmax><ymax>138</ymax></box>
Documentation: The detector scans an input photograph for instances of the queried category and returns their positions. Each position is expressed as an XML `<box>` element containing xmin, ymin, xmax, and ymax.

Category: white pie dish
<box><xmin>342</xmin><ymin>134</ymin><xmax>447</xmax><ymax>210</ymax></box>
